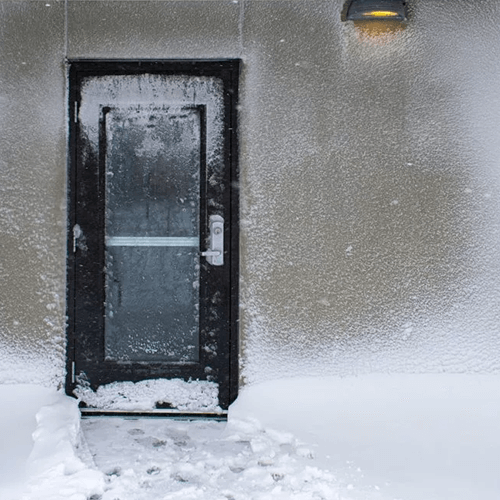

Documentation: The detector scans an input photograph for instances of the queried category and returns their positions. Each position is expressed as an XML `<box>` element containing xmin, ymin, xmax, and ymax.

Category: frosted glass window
<box><xmin>104</xmin><ymin>106</ymin><xmax>201</xmax><ymax>362</ymax></box>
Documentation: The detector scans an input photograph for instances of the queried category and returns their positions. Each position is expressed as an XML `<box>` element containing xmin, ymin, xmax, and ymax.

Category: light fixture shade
<box><xmin>342</xmin><ymin>0</ymin><xmax>407</xmax><ymax>21</ymax></box>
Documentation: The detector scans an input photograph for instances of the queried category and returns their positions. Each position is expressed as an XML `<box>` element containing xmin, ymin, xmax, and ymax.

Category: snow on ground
<box><xmin>0</xmin><ymin>385</ymin><xmax>67</xmax><ymax>500</ymax></box>
<box><xmin>1</xmin><ymin>374</ymin><xmax>499</xmax><ymax>500</ymax></box>
<box><xmin>0</xmin><ymin>385</ymin><xmax>104</xmax><ymax>500</ymax></box>
<box><xmin>231</xmin><ymin>374</ymin><xmax>500</xmax><ymax>500</ymax></box>
<box><xmin>81</xmin><ymin>416</ymin><xmax>343</xmax><ymax>500</ymax></box>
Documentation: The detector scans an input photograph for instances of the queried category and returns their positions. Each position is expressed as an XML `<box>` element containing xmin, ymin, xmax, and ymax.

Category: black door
<box><xmin>66</xmin><ymin>61</ymin><xmax>239</xmax><ymax>411</ymax></box>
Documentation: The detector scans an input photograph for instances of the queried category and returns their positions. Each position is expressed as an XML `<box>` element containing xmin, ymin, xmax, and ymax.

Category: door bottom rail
<box><xmin>80</xmin><ymin>408</ymin><xmax>228</xmax><ymax>420</ymax></box>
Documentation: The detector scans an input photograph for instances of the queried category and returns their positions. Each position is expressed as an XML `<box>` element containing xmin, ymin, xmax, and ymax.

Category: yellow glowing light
<box><xmin>362</xmin><ymin>10</ymin><xmax>399</xmax><ymax>17</ymax></box>
<box><xmin>353</xmin><ymin>20</ymin><xmax>406</xmax><ymax>44</ymax></box>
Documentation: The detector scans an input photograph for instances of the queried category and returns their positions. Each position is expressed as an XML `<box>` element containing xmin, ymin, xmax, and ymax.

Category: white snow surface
<box><xmin>74</xmin><ymin>378</ymin><xmax>221</xmax><ymax>412</ymax></box>
<box><xmin>1</xmin><ymin>374</ymin><xmax>499</xmax><ymax>500</ymax></box>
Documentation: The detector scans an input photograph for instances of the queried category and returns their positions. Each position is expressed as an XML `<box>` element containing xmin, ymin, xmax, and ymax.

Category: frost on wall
<box><xmin>239</xmin><ymin>0</ymin><xmax>500</xmax><ymax>383</ymax></box>
<box><xmin>0</xmin><ymin>1</ymin><xmax>66</xmax><ymax>386</ymax></box>
<box><xmin>1</xmin><ymin>0</ymin><xmax>500</xmax><ymax>388</ymax></box>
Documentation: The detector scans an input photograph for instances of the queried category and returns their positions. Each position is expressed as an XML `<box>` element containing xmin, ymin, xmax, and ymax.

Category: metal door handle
<box><xmin>201</xmin><ymin>215</ymin><xmax>224</xmax><ymax>266</ymax></box>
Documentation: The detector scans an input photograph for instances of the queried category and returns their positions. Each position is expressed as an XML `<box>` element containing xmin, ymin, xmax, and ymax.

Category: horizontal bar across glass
<box><xmin>106</xmin><ymin>236</ymin><xmax>199</xmax><ymax>247</ymax></box>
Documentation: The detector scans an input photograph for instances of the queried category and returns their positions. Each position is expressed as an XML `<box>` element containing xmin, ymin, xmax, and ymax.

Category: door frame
<box><xmin>65</xmin><ymin>60</ymin><xmax>240</xmax><ymax>411</ymax></box>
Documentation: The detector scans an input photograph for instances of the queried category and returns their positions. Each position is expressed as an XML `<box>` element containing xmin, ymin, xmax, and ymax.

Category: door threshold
<box><xmin>80</xmin><ymin>409</ymin><xmax>228</xmax><ymax>420</ymax></box>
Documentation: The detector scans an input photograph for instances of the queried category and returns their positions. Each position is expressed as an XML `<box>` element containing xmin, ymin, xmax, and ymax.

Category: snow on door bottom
<box><xmin>73</xmin><ymin>378</ymin><xmax>221</xmax><ymax>412</ymax></box>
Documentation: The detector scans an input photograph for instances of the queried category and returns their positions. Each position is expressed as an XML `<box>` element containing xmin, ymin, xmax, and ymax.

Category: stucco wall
<box><xmin>0</xmin><ymin>1</ymin><xmax>66</xmax><ymax>384</ymax></box>
<box><xmin>240</xmin><ymin>1</ymin><xmax>500</xmax><ymax>382</ymax></box>
<box><xmin>0</xmin><ymin>0</ymin><xmax>499</xmax><ymax>386</ymax></box>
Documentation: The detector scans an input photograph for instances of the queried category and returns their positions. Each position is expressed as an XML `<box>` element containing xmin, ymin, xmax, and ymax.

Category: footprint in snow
<box><xmin>127</xmin><ymin>428</ymin><xmax>145</xmax><ymax>436</ymax></box>
<box><xmin>173</xmin><ymin>473</ymin><xmax>189</xmax><ymax>483</ymax></box>
<box><xmin>105</xmin><ymin>467</ymin><xmax>122</xmax><ymax>477</ymax></box>
<box><xmin>152</xmin><ymin>438</ymin><xmax>166</xmax><ymax>448</ymax></box>
<box><xmin>229</xmin><ymin>466</ymin><xmax>245</xmax><ymax>474</ymax></box>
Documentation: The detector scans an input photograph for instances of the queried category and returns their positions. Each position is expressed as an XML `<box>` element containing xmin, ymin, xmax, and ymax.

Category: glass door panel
<box><xmin>104</xmin><ymin>106</ymin><xmax>201</xmax><ymax>362</ymax></box>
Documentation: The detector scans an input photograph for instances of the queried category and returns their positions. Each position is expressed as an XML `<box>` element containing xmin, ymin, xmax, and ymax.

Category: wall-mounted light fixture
<box><xmin>341</xmin><ymin>0</ymin><xmax>407</xmax><ymax>22</ymax></box>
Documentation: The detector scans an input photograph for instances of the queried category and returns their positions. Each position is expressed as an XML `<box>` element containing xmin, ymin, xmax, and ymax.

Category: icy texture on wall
<box><xmin>1</xmin><ymin>0</ymin><xmax>500</xmax><ymax>386</ymax></box>
<box><xmin>66</xmin><ymin>0</ymin><xmax>242</xmax><ymax>60</ymax></box>
<box><xmin>0</xmin><ymin>2</ymin><xmax>66</xmax><ymax>385</ymax></box>
<box><xmin>240</xmin><ymin>0</ymin><xmax>500</xmax><ymax>383</ymax></box>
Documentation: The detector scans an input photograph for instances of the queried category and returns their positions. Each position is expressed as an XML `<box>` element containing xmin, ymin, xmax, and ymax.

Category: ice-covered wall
<box><xmin>0</xmin><ymin>1</ymin><xmax>66</xmax><ymax>385</ymax></box>
<box><xmin>0</xmin><ymin>0</ymin><xmax>499</xmax><ymax>386</ymax></box>
<box><xmin>241</xmin><ymin>0</ymin><xmax>500</xmax><ymax>382</ymax></box>
<box><xmin>240</xmin><ymin>0</ymin><xmax>500</xmax><ymax>382</ymax></box>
